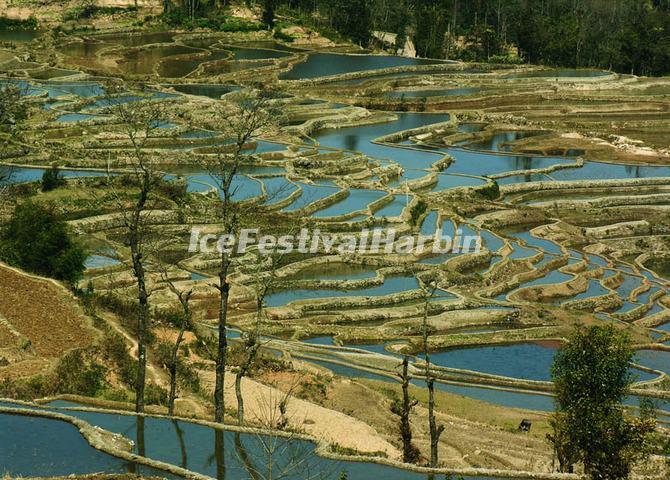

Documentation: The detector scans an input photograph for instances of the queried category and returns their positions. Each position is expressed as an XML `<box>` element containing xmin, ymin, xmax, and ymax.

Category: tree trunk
<box><xmin>422</xmin><ymin>285</ymin><xmax>444</xmax><ymax>467</ymax></box>
<box><xmin>167</xmin><ymin>363</ymin><xmax>177</xmax><ymax>415</ymax></box>
<box><xmin>214</xmin><ymin>268</ymin><xmax>230</xmax><ymax>423</ymax></box>
<box><xmin>135</xmin><ymin>287</ymin><xmax>147</xmax><ymax>414</ymax></box>
<box><xmin>167</xmin><ymin>311</ymin><xmax>188</xmax><ymax>416</ymax></box>
<box><xmin>235</xmin><ymin>371</ymin><xmax>244</xmax><ymax>425</ymax></box>
<box><xmin>428</xmin><ymin>378</ymin><xmax>445</xmax><ymax>467</ymax></box>
<box><xmin>214</xmin><ymin>428</ymin><xmax>226</xmax><ymax>480</ymax></box>
<box><xmin>130</xmin><ymin>227</ymin><xmax>148</xmax><ymax>414</ymax></box>
<box><xmin>398</xmin><ymin>356</ymin><xmax>417</xmax><ymax>463</ymax></box>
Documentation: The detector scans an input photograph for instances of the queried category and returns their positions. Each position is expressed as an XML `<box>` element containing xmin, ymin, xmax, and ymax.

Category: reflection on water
<box><xmin>120</xmin><ymin>45</ymin><xmax>199</xmax><ymax>75</ymax></box>
<box><xmin>280</xmin><ymin>53</ymin><xmax>443</xmax><ymax>80</ymax></box>
<box><xmin>4</xmin><ymin>404</ymin><xmax>500</xmax><ymax>480</ymax></box>
<box><xmin>0</xmin><ymin>29</ymin><xmax>41</xmax><ymax>42</ymax></box>
<box><xmin>0</xmin><ymin>413</ymin><xmax>168</xmax><ymax>477</ymax></box>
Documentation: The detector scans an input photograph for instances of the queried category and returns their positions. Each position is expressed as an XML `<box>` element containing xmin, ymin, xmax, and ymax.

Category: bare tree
<box><xmin>243</xmin><ymin>386</ymin><xmax>333</xmax><ymax>480</ymax></box>
<box><xmin>204</xmin><ymin>88</ymin><xmax>281</xmax><ymax>423</ymax></box>
<box><xmin>392</xmin><ymin>355</ymin><xmax>419</xmax><ymax>463</ymax></box>
<box><xmin>159</xmin><ymin>270</ymin><xmax>194</xmax><ymax>416</ymax></box>
<box><xmin>235</xmin><ymin>242</ymin><xmax>291</xmax><ymax>426</ymax></box>
<box><xmin>103</xmin><ymin>87</ymin><xmax>173</xmax><ymax>413</ymax></box>
<box><xmin>420</xmin><ymin>277</ymin><xmax>445</xmax><ymax>468</ymax></box>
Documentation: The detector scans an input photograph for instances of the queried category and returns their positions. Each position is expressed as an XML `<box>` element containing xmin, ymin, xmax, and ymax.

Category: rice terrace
<box><xmin>0</xmin><ymin>0</ymin><xmax>670</xmax><ymax>479</ymax></box>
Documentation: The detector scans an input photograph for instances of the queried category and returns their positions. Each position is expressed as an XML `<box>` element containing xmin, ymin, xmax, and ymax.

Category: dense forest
<box><xmin>271</xmin><ymin>0</ymin><xmax>670</xmax><ymax>75</ymax></box>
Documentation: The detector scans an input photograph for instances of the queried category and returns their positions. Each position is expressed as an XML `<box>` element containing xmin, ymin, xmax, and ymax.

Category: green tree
<box><xmin>41</xmin><ymin>164</ymin><xmax>66</xmax><ymax>192</ymax></box>
<box><xmin>330</xmin><ymin>0</ymin><xmax>372</xmax><ymax>45</ymax></box>
<box><xmin>550</xmin><ymin>325</ymin><xmax>655</xmax><ymax>479</ymax></box>
<box><xmin>0</xmin><ymin>202</ymin><xmax>86</xmax><ymax>284</ymax></box>
<box><xmin>262</xmin><ymin>0</ymin><xmax>276</xmax><ymax>28</ymax></box>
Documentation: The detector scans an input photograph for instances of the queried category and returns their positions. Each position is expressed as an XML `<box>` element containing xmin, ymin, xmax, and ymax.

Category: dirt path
<box><xmin>197</xmin><ymin>369</ymin><xmax>401</xmax><ymax>459</ymax></box>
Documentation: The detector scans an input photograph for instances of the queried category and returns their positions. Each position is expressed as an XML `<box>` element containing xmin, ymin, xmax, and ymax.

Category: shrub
<box><xmin>0</xmin><ymin>202</ymin><xmax>86</xmax><ymax>284</ymax></box>
<box><xmin>409</xmin><ymin>199</ymin><xmax>428</xmax><ymax>226</ymax></box>
<box><xmin>0</xmin><ymin>16</ymin><xmax>38</xmax><ymax>31</ymax></box>
<box><xmin>101</xmin><ymin>329</ymin><xmax>137</xmax><ymax>387</ymax></box>
<box><xmin>41</xmin><ymin>164</ymin><xmax>66</xmax><ymax>192</ymax></box>
<box><xmin>273</xmin><ymin>28</ymin><xmax>295</xmax><ymax>43</ymax></box>
<box><xmin>53</xmin><ymin>349</ymin><xmax>107</xmax><ymax>396</ymax></box>
<box><xmin>145</xmin><ymin>383</ymin><xmax>168</xmax><ymax>406</ymax></box>
<box><xmin>476</xmin><ymin>181</ymin><xmax>500</xmax><ymax>200</ymax></box>
<box><xmin>160</xmin><ymin>10</ymin><xmax>263</xmax><ymax>32</ymax></box>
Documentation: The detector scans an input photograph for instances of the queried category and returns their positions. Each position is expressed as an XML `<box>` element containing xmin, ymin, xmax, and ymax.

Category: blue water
<box><xmin>372</xmin><ymin>195</ymin><xmax>407</xmax><ymax>217</ymax></box>
<box><xmin>25</xmin><ymin>405</ymin><xmax>486</xmax><ymax>480</ymax></box>
<box><xmin>56</xmin><ymin>112</ymin><xmax>103</xmax><ymax>123</ymax></box>
<box><xmin>313</xmin><ymin>113</ymin><xmax>451</xmax><ymax>178</ymax></box>
<box><xmin>615</xmin><ymin>274</ymin><xmax>645</xmax><ymax>301</ymax></box>
<box><xmin>586</xmin><ymin>253</ymin><xmax>609</xmax><ymax>268</ymax></box>
<box><xmin>480</xmin><ymin>230</ymin><xmax>505</xmax><ymax>253</ymax></box>
<box><xmin>508</xmin><ymin>230</ymin><xmax>563</xmax><ymax>255</ymax></box>
<box><xmin>0</xmin><ymin>413</ymin><xmax>164</xmax><ymax>477</ymax></box>
<box><xmin>181</xmin><ymin>173</ymin><xmax>262</xmax><ymax>199</ymax></box>
<box><xmin>265</xmin><ymin>276</ymin><xmax>433</xmax><ymax>307</ymax></box>
<box><xmin>420</xmin><ymin>211</ymin><xmax>439</xmax><ymax>236</ymax></box>
<box><xmin>508</xmin><ymin>241</ymin><xmax>537</xmax><ymax>260</ymax></box>
<box><xmin>3</xmin><ymin>167</ymin><xmax>107</xmax><ymax>184</ymax></box>
<box><xmin>517</xmin><ymin>270</ymin><xmax>573</xmax><ymax>289</ymax></box>
<box><xmin>82</xmin><ymin>94</ymin><xmax>144</xmax><ymax>111</ymax></box>
<box><xmin>84</xmin><ymin>255</ymin><xmax>121</xmax><ymax>269</ymax></box>
<box><xmin>282</xmin><ymin>181</ymin><xmax>339</xmax><ymax>211</ymax></box>
<box><xmin>550</xmin><ymin>161</ymin><xmax>670</xmax><ymax>181</ymax></box>
<box><xmin>635</xmin><ymin>350</ymin><xmax>670</xmax><ymax>376</ymax></box>
<box><xmin>420</xmin><ymin>342</ymin><xmax>557</xmax><ymax>381</ymax></box>
<box><xmin>433</xmin><ymin>173</ymin><xmax>487</xmax><ymax>191</ymax></box>
<box><xmin>280</xmin><ymin>53</ymin><xmax>442</xmax><ymax>80</ymax></box>
<box><xmin>445</xmin><ymin>148</ymin><xmax>572</xmax><ymax>177</ymax></box>
<box><xmin>1</xmin><ymin>79</ymin><xmax>105</xmax><ymax>98</ymax></box>
<box><xmin>431</xmin><ymin>382</ymin><xmax>555</xmax><ymax>411</ymax></box>
<box><xmin>259</xmin><ymin>176</ymin><xmax>297</xmax><ymax>204</ymax></box>
<box><xmin>387</xmin><ymin>87</ymin><xmax>482</xmax><ymax>98</ymax></box>
<box><xmin>312</xmin><ymin>189</ymin><xmax>386</xmax><ymax>218</ymax></box>
<box><xmin>463</xmin><ymin>131</ymin><xmax>546</xmax><ymax>153</ymax></box>
<box><xmin>495</xmin><ymin>173</ymin><xmax>552</xmax><ymax>184</ymax></box>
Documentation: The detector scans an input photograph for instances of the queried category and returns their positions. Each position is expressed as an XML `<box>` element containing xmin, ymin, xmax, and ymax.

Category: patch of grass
<box><xmin>360</xmin><ymin>378</ymin><xmax>552</xmax><ymax>439</ymax></box>
<box><xmin>330</xmin><ymin>443</ymin><xmax>387</xmax><ymax>458</ymax></box>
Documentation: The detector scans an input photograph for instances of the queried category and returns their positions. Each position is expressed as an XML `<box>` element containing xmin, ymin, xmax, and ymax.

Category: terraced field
<box><xmin>1</xmin><ymin>22</ymin><xmax>670</xmax><ymax>480</ymax></box>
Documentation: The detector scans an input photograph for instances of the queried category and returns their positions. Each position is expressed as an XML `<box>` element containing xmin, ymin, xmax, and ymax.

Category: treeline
<box><xmin>274</xmin><ymin>0</ymin><xmax>670</xmax><ymax>76</ymax></box>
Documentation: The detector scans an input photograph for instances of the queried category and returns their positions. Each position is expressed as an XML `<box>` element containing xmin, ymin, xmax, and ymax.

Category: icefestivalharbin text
<box><xmin>188</xmin><ymin>227</ymin><xmax>482</xmax><ymax>255</ymax></box>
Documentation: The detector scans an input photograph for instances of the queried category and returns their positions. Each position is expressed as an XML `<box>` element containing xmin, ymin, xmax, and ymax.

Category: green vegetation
<box><xmin>0</xmin><ymin>16</ymin><xmax>38</xmax><ymax>31</ymax></box>
<box><xmin>274</xmin><ymin>0</ymin><xmax>670</xmax><ymax>75</ymax></box>
<box><xmin>41</xmin><ymin>165</ymin><xmax>66</xmax><ymax>192</ymax></box>
<box><xmin>53</xmin><ymin>349</ymin><xmax>107</xmax><ymax>396</ymax></box>
<box><xmin>0</xmin><ymin>202</ymin><xmax>86</xmax><ymax>284</ymax></box>
<box><xmin>0</xmin><ymin>85</ymin><xmax>28</xmax><ymax>130</ymax></box>
<box><xmin>549</xmin><ymin>325</ymin><xmax>656</xmax><ymax>478</ymax></box>
<box><xmin>161</xmin><ymin>9</ymin><xmax>263</xmax><ymax>32</ymax></box>
<box><xmin>62</xmin><ymin>2</ymin><xmax>137</xmax><ymax>22</ymax></box>
<box><xmin>262</xmin><ymin>0</ymin><xmax>277</xmax><ymax>29</ymax></box>
<box><xmin>409</xmin><ymin>199</ymin><xmax>427</xmax><ymax>226</ymax></box>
